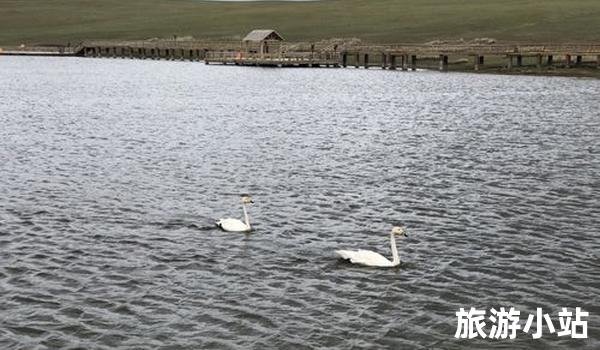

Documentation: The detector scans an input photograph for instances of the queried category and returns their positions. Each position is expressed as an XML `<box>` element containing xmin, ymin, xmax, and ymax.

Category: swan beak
<box><xmin>250</xmin><ymin>200</ymin><xmax>254</xmax><ymax>203</ymax></box>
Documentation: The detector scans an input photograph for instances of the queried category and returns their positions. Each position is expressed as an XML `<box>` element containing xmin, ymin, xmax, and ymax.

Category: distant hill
<box><xmin>1</xmin><ymin>0</ymin><xmax>599</xmax><ymax>44</ymax></box>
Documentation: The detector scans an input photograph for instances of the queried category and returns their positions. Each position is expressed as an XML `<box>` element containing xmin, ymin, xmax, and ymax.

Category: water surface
<box><xmin>1</xmin><ymin>56</ymin><xmax>599</xmax><ymax>349</ymax></box>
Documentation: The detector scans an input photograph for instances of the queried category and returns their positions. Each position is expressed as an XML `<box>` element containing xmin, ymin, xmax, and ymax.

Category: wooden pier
<box><xmin>340</xmin><ymin>43</ymin><xmax>600</xmax><ymax>71</ymax></box>
<box><xmin>203</xmin><ymin>43</ymin><xmax>600</xmax><ymax>71</ymax></box>
<box><xmin>3</xmin><ymin>40</ymin><xmax>599</xmax><ymax>73</ymax></box>
<box><xmin>0</xmin><ymin>45</ymin><xmax>83</xmax><ymax>57</ymax></box>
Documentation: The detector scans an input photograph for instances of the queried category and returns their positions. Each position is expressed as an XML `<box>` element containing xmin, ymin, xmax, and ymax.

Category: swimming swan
<box><xmin>336</xmin><ymin>226</ymin><xmax>408</xmax><ymax>267</ymax></box>
<box><xmin>216</xmin><ymin>195</ymin><xmax>253</xmax><ymax>232</ymax></box>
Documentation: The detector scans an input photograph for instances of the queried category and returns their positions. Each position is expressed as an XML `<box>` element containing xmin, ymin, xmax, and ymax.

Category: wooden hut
<box><xmin>242</xmin><ymin>29</ymin><xmax>284</xmax><ymax>57</ymax></box>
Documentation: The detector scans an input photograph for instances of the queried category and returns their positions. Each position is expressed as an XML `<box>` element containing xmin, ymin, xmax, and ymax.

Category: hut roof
<box><xmin>243</xmin><ymin>30</ymin><xmax>284</xmax><ymax>42</ymax></box>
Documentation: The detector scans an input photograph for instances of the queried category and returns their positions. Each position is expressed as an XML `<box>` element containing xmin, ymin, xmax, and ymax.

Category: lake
<box><xmin>1</xmin><ymin>56</ymin><xmax>599</xmax><ymax>349</ymax></box>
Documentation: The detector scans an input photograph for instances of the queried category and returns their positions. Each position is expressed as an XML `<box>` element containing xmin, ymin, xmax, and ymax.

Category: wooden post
<box><xmin>474</xmin><ymin>55</ymin><xmax>480</xmax><ymax>71</ymax></box>
<box><xmin>411</xmin><ymin>55</ymin><xmax>417</xmax><ymax>71</ymax></box>
<box><xmin>565</xmin><ymin>54</ymin><xmax>572</xmax><ymax>68</ymax></box>
<box><xmin>342</xmin><ymin>52</ymin><xmax>348</xmax><ymax>68</ymax></box>
<box><xmin>259</xmin><ymin>41</ymin><xmax>264</xmax><ymax>59</ymax></box>
<box><xmin>390</xmin><ymin>55</ymin><xmax>397</xmax><ymax>70</ymax></box>
<box><xmin>364</xmin><ymin>53</ymin><xmax>369</xmax><ymax>69</ymax></box>
<box><xmin>439</xmin><ymin>55</ymin><xmax>448</xmax><ymax>71</ymax></box>
<box><xmin>402</xmin><ymin>54</ymin><xmax>408</xmax><ymax>71</ymax></box>
<box><xmin>576</xmin><ymin>55</ymin><xmax>582</xmax><ymax>65</ymax></box>
<box><xmin>536</xmin><ymin>54</ymin><xmax>542</xmax><ymax>70</ymax></box>
<box><xmin>479</xmin><ymin>55</ymin><xmax>484</xmax><ymax>65</ymax></box>
<box><xmin>381</xmin><ymin>53</ymin><xmax>387</xmax><ymax>69</ymax></box>
<box><xmin>355</xmin><ymin>53</ymin><xmax>360</xmax><ymax>68</ymax></box>
<box><xmin>516</xmin><ymin>55</ymin><xmax>522</xmax><ymax>66</ymax></box>
<box><xmin>547</xmin><ymin>55</ymin><xmax>553</xmax><ymax>65</ymax></box>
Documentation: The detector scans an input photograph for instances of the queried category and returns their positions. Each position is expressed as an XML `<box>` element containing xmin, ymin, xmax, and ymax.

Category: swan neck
<box><xmin>390</xmin><ymin>232</ymin><xmax>400</xmax><ymax>265</ymax></box>
<box><xmin>242</xmin><ymin>204</ymin><xmax>251</xmax><ymax>229</ymax></box>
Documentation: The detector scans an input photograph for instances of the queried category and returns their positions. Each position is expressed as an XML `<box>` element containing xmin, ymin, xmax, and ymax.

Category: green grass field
<box><xmin>1</xmin><ymin>0</ymin><xmax>600</xmax><ymax>45</ymax></box>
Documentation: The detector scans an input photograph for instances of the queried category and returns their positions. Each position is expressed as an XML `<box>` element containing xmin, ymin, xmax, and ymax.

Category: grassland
<box><xmin>1</xmin><ymin>0</ymin><xmax>600</xmax><ymax>45</ymax></box>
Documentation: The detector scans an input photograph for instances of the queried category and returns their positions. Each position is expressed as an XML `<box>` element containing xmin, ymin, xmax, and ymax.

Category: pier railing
<box><xmin>83</xmin><ymin>39</ymin><xmax>239</xmax><ymax>51</ymax></box>
<box><xmin>204</xmin><ymin>51</ymin><xmax>341</xmax><ymax>66</ymax></box>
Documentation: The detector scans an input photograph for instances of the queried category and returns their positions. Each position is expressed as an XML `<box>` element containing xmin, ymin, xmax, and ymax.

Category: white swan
<box><xmin>336</xmin><ymin>226</ymin><xmax>408</xmax><ymax>267</ymax></box>
<box><xmin>216</xmin><ymin>195</ymin><xmax>253</xmax><ymax>232</ymax></box>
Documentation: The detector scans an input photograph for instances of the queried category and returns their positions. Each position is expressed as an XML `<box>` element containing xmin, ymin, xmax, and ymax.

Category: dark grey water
<box><xmin>1</xmin><ymin>56</ymin><xmax>599</xmax><ymax>349</ymax></box>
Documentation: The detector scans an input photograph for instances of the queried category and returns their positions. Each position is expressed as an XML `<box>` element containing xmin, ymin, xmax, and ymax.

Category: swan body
<box><xmin>336</xmin><ymin>226</ymin><xmax>407</xmax><ymax>267</ymax></box>
<box><xmin>215</xmin><ymin>218</ymin><xmax>250</xmax><ymax>232</ymax></box>
<box><xmin>335</xmin><ymin>249</ymin><xmax>398</xmax><ymax>267</ymax></box>
<box><xmin>216</xmin><ymin>196</ymin><xmax>253</xmax><ymax>232</ymax></box>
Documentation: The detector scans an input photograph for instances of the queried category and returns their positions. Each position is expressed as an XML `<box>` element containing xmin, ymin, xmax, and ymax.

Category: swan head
<box><xmin>240</xmin><ymin>195</ymin><xmax>254</xmax><ymax>204</ymax></box>
<box><xmin>391</xmin><ymin>226</ymin><xmax>407</xmax><ymax>237</ymax></box>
